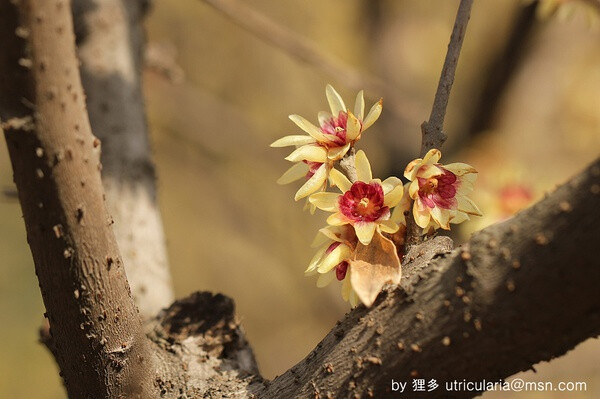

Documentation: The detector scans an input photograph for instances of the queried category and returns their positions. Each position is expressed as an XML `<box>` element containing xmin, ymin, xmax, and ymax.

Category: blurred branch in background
<box><xmin>464</xmin><ymin>2</ymin><xmax>537</xmax><ymax>138</ymax></box>
<box><xmin>73</xmin><ymin>0</ymin><xmax>174</xmax><ymax>319</ymax></box>
<box><xmin>200</xmin><ymin>0</ymin><xmax>425</xmax><ymax>126</ymax></box>
<box><xmin>145</xmin><ymin>41</ymin><xmax>185</xmax><ymax>83</ymax></box>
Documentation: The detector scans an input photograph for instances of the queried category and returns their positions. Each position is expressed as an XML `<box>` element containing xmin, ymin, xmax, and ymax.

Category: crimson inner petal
<box><xmin>303</xmin><ymin>161</ymin><xmax>323</xmax><ymax>180</ymax></box>
<box><xmin>338</xmin><ymin>181</ymin><xmax>388</xmax><ymax>222</ymax></box>
<box><xmin>335</xmin><ymin>261</ymin><xmax>348</xmax><ymax>281</ymax></box>
<box><xmin>320</xmin><ymin>111</ymin><xmax>348</xmax><ymax>146</ymax></box>
<box><xmin>418</xmin><ymin>167</ymin><xmax>459</xmax><ymax>209</ymax></box>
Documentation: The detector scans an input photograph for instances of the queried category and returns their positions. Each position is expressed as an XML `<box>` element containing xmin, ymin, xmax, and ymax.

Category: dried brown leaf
<box><xmin>350</xmin><ymin>231</ymin><xmax>401</xmax><ymax>307</ymax></box>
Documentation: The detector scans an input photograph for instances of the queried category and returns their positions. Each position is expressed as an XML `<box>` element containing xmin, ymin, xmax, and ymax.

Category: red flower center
<box><xmin>417</xmin><ymin>167</ymin><xmax>457</xmax><ymax>209</ymax></box>
<box><xmin>335</xmin><ymin>261</ymin><xmax>349</xmax><ymax>281</ymax></box>
<box><xmin>339</xmin><ymin>181</ymin><xmax>388</xmax><ymax>222</ymax></box>
<box><xmin>320</xmin><ymin>111</ymin><xmax>348</xmax><ymax>146</ymax></box>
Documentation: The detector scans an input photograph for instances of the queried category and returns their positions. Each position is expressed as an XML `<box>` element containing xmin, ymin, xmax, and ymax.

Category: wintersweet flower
<box><xmin>389</xmin><ymin>183</ymin><xmax>411</xmax><ymax>227</ymax></box>
<box><xmin>404</xmin><ymin>149</ymin><xmax>482</xmax><ymax>230</ymax></box>
<box><xmin>309</xmin><ymin>150</ymin><xmax>403</xmax><ymax>246</ymax></box>
<box><xmin>271</xmin><ymin>84</ymin><xmax>382</xmax><ymax>200</ymax></box>
<box><xmin>275</xmin><ymin>160</ymin><xmax>330</xmax><ymax>207</ymax></box>
<box><xmin>305</xmin><ymin>224</ymin><xmax>401</xmax><ymax>308</ymax></box>
<box><xmin>305</xmin><ymin>225</ymin><xmax>360</xmax><ymax>307</ymax></box>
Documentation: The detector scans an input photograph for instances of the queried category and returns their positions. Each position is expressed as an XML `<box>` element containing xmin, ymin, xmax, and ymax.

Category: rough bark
<box><xmin>0</xmin><ymin>0</ymin><xmax>156</xmax><ymax>396</ymax></box>
<box><xmin>72</xmin><ymin>0</ymin><xmax>174</xmax><ymax>320</ymax></box>
<box><xmin>259</xmin><ymin>158</ymin><xmax>600</xmax><ymax>398</ymax></box>
<box><xmin>2</xmin><ymin>1</ymin><xmax>599</xmax><ymax>398</ymax></box>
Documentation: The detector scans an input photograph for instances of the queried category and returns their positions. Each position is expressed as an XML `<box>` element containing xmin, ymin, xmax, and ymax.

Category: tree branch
<box><xmin>259</xmin><ymin>158</ymin><xmax>600</xmax><ymax>398</ymax></box>
<box><xmin>0</xmin><ymin>1</ymin><xmax>156</xmax><ymax>396</ymax></box>
<box><xmin>72</xmin><ymin>0</ymin><xmax>174</xmax><ymax>320</ymax></box>
<box><xmin>406</xmin><ymin>0</ymin><xmax>474</xmax><ymax>250</ymax></box>
<box><xmin>420</xmin><ymin>0</ymin><xmax>474</xmax><ymax>156</ymax></box>
<box><xmin>199</xmin><ymin>0</ymin><xmax>425</xmax><ymax>125</ymax></box>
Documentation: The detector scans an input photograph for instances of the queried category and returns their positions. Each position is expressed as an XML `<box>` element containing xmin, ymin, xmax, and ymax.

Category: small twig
<box><xmin>200</xmin><ymin>0</ymin><xmax>424</xmax><ymax>125</ymax></box>
<box><xmin>407</xmin><ymin>0</ymin><xmax>474</xmax><ymax>249</ymax></box>
<box><xmin>339</xmin><ymin>149</ymin><xmax>358</xmax><ymax>183</ymax></box>
<box><xmin>420</xmin><ymin>0</ymin><xmax>474</xmax><ymax>157</ymax></box>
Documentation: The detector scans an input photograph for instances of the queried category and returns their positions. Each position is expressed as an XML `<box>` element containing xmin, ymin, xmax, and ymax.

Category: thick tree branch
<box><xmin>72</xmin><ymin>0</ymin><xmax>174</xmax><ymax>320</ymax></box>
<box><xmin>0</xmin><ymin>1</ymin><xmax>156</xmax><ymax>396</ymax></box>
<box><xmin>259</xmin><ymin>159</ymin><xmax>600</xmax><ymax>398</ymax></box>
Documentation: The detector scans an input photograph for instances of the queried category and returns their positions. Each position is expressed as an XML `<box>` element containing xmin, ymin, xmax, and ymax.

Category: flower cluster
<box><xmin>405</xmin><ymin>149</ymin><xmax>482</xmax><ymax>230</ymax></box>
<box><xmin>271</xmin><ymin>84</ymin><xmax>382</xmax><ymax>204</ymax></box>
<box><xmin>272</xmin><ymin>85</ymin><xmax>481</xmax><ymax>307</ymax></box>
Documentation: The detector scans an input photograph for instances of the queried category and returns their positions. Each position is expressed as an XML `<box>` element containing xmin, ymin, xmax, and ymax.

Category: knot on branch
<box><xmin>155</xmin><ymin>291</ymin><xmax>242</xmax><ymax>358</ymax></box>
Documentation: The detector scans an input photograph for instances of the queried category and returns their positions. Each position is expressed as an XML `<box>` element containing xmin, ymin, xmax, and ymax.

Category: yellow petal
<box><xmin>326</xmin><ymin>84</ymin><xmax>346</xmax><ymax>115</ymax></box>
<box><xmin>311</xmin><ymin>225</ymin><xmax>347</xmax><ymax>247</ymax></box>
<box><xmin>430</xmin><ymin>206</ymin><xmax>451</xmax><ymax>230</ymax></box>
<box><xmin>329</xmin><ymin>168</ymin><xmax>352</xmax><ymax>192</ymax></box>
<box><xmin>327</xmin><ymin>212</ymin><xmax>349</xmax><ymax>226</ymax></box>
<box><xmin>390</xmin><ymin>204</ymin><xmax>406</xmax><ymax>226</ymax></box>
<box><xmin>422</xmin><ymin>148</ymin><xmax>442</xmax><ymax>165</ymax></box>
<box><xmin>354</xmin><ymin>90</ymin><xmax>365</xmax><ymax>121</ymax></box>
<box><xmin>285</xmin><ymin>145</ymin><xmax>327</xmax><ymax>163</ymax></box>
<box><xmin>294</xmin><ymin>163</ymin><xmax>328</xmax><ymax>200</ymax></box>
<box><xmin>379</xmin><ymin>219</ymin><xmax>399</xmax><ymax>234</ymax></box>
<box><xmin>303</xmin><ymin>199</ymin><xmax>317</xmax><ymax>214</ymax></box>
<box><xmin>316</xmin><ymin>271</ymin><xmax>335</xmax><ymax>288</ymax></box>
<box><xmin>418</xmin><ymin>164</ymin><xmax>444</xmax><ymax>179</ymax></box>
<box><xmin>304</xmin><ymin>269</ymin><xmax>318</xmax><ymax>277</ymax></box>
<box><xmin>404</xmin><ymin>158</ymin><xmax>423</xmax><ymax>181</ymax></box>
<box><xmin>318</xmin><ymin>111</ymin><xmax>332</xmax><ymax>127</ymax></box>
<box><xmin>462</xmin><ymin>171</ymin><xmax>478</xmax><ymax>184</ymax></box>
<box><xmin>341</xmin><ymin>271</ymin><xmax>353</xmax><ymax>301</ymax></box>
<box><xmin>413</xmin><ymin>200</ymin><xmax>431</xmax><ymax>228</ymax></box>
<box><xmin>381</xmin><ymin>176</ymin><xmax>402</xmax><ymax>193</ymax></box>
<box><xmin>311</xmin><ymin>230</ymin><xmax>330</xmax><ymax>248</ymax></box>
<box><xmin>444</xmin><ymin>162</ymin><xmax>477</xmax><ymax>176</ymax></box>
<box><xmin>289</xmin><ymin>114</ymin><xmax>330</xmax><ymax>143</ymax></box>
<box><xmin>346</xmin><ymin>111</ymin><xmax>362</xmax><ymax>141</ymax></box>
<box><xmin>318</xmin><ymin>244</ymin><xmax>351</xmax><ymax>273</ymax></box>
<box><xmin>450</xmin><ymin>210</ymin><xmax>470</xmax><ymax>225</ymax></box>
<box><xmin>382</xmin><ymin>179</ymin><xmax>403</xmax><ymax>207</ymax></box>
<box><xmin>355</xmin><ymin>150</ymin><xmax>372</xmax><ymax>182</ymax></box>
<box><xmin>327</xmin><ymin>143</ymin><xmax>351</xmax><ymax>160</ymax></box>
<box><xmin>408</xmin><ymin>180</ymin><xmax>420</xmax><ymax>200</ymax></box>
<box><xmin>349</xmin><ymin>290</ymin><xmax>360</xmax><ymax>308</ymax></box>
<box><xmin>312</xmin><ymin>225</ymin><xmax>346</xmax><ymax>246</ymax></box>
<box><xmin>270</xmin><ymin>135</ymin><xmax>316</xmax><ymax>147</ymax></box>
<box><xmin>277</xmin><ymin>162</ymin><xmax>309</xmax><ymax>185</ymax></box>
<box><xmin>309</xmin><ymin>192</ymin><xmax>340</xmax><ymax>212</ymax></box>
<box><xmin>305</xmin><ymin>244</ymin><xmax>328</xmax><ymax>273</ymax></box>
<box><xmin>354</xmin><ymin>222</ymin><xmax>377</xmax><ymax>245</ymax></box>
<box><xmin>362</xmin><ymin>99</ymin><xmax>382</xmax><ymax>131</ymax></box>
<box><xmin>457</xmin><ymin>172</ymin><xmax>477</xmax><ymax>194</ymax></box>
<box><xmin>457</xmin><ymin>196</ymin><xmax>482</xmax><ymax>216</ymax></box>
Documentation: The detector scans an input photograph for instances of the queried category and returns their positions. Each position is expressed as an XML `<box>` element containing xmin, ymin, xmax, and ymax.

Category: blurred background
<box><xmin>1</xmin><ymin>0</ymin><xmax>599</xmax><ymax>397</ymax></box>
